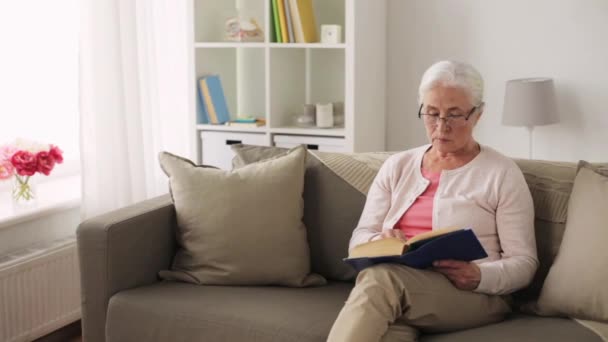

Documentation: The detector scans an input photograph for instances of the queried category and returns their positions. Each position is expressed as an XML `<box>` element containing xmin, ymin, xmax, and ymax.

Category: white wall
<box><xmin>386</xmin><ymin>0</ymin><xmax>608</xmax><ymax>162</ymax></box>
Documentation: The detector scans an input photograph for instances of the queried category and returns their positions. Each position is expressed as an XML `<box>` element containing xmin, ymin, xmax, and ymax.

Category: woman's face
<box><xmin>421</xmin><ymin>84</ymin><xmax>481</xmax><ymax>154</ymax></box>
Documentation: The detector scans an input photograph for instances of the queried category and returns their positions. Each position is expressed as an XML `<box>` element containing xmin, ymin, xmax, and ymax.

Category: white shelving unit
<box><xmin>190</xmin><ymin>0</ymin><xmax>387</xmax><ymax>169</ymax></box>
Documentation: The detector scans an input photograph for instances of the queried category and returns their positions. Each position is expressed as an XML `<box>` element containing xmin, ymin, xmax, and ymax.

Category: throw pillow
<box><xmin>535</xmin><ymin>161</ymin><xmax>608</xmax><ymax>321</ymax></box>
<box><xmin>158</xmin><ymin>146</ymin><xmax>326</xmax><ymax>287</ymax></box>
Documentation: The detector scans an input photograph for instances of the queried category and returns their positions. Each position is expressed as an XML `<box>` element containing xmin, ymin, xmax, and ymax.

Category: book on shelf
<box><xmin>344</xmin><ymin>227</ymin><xmax>488</xmax><ymax>271</ymax></box>
<box><xmin>293</xmin><ymin>0</ymin><xmax>318</xmax><ymax>43</ymax></box>
<box><xmin>196</xmin><ymin>84</ymin><xmax>209</xmax><ymax>124</ymax></box>
<box><xmin>272</xmin><ymin>0</ymin><xmax>317</xmax><ymax>43</ymax></box>
<box><xmin>288</xmin><ymin>0</ymin><xmax>305</xmax><ymax>43</ymax></box>
<box><xmin>198</xmin><ymin>75</ymin><xmax>231</xmax><ymax>125</ymax></box>
<box><xmin>276</xmin><ymin>0</ymin><xmax>289</xmax><ymax>43</ymax></box>
<box><xmin>225</xmin><ymin>118</ymin><xmax>266</xmax><ymax>127</ymax></box>
<box><xmin>271</xmin><ymin>0</ymin><xmax>282</xmax><ymax>43</ymax></box>
<box><xmin>283</xmin><ymin>0</ymin><xmax>295</xmax><ymax>43</ymax></box>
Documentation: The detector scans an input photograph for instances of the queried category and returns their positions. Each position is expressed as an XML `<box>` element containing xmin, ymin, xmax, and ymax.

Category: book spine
<box><xmin>197</xmin><ymin>78</ymin><xmax>210</xmax><ymax>124</ymax></box>
<box><xmin>271</xmin><ymin>0</ymin><xmax>282</xmax><ymax>43</ymax></box>
<box><xmin>276</xmin><ymin>0</ymin><xmax>289</xmax><ymax>43</ymax></box>
<box><xmin>200</xmin><ymin>78</ymin><xmax>219</xmax><ymax>124</ymax></box>
<box><xmin>289</xmin><ymin>0</ymin><xmax>304</xmax><ymax>43</ymax></box>
<box><xmin>297</xmin><ymin>0</ymin><xmax>318</xmax><ymax>43</ymax></box>
<box><xmin>283</xmin><ymin>0</ymin><xmax>295</xmax><ymax>43</ymax></box>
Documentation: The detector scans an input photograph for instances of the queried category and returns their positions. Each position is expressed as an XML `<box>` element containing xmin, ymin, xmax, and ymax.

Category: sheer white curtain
<box><xmin>79</xmin><ymin>0</ymin><xmax>194</xmax><ymax>219</ymax></box>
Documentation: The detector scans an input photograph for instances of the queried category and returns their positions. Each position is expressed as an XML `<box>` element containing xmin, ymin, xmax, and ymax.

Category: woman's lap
<box><xmin>328</xmin><ymin>264</ymin><xmax>510</xmax><ymax>342</ymax></box>
<box><xmin>360</xmin><ymin>264</ymin><xmax>511</xmax><ymax>332</ymax></box>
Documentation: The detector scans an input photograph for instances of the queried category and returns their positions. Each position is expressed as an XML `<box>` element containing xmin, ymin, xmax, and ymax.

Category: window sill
<box><xmin>0</xmin><ymin>175</ymin><xmax>81</xmax><ymax>230</ymax></box>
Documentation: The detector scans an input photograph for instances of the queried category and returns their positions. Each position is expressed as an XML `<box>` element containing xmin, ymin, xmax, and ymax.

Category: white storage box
<box><xmin>200</xmin><ymin>131</ymin><xmax>268</xmax><ymax>170</ymax></box>
<box><xmin>273</xmin><ymin>135</ymin><xmax>347</xmax><ymax>153</ymax></box>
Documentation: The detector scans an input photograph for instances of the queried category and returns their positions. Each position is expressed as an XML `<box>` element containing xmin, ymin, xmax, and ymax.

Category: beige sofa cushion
<box><xmin>535</xmin><ymin>161</ymin><xmax>608</xmax><ymax>321</ymax></box>
<box><xmin>106</xmin><ymin>282</ymin><xmax>602</xmax><ymax>342</ymax></box>
<box><xmin>158</xmin><ymin>146</ymin><xmax>325</xmax><ymax>287</ymax></box>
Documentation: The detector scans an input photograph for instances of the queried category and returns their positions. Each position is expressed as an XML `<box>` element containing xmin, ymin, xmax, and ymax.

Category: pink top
<box><xmin>394</xmin><ymin>168</ymin><xmax>440</xmax><ymax>239</ymax></box>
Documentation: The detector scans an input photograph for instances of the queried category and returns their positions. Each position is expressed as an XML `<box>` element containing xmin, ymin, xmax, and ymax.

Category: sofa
<box><xmin>77</xmin><ymin>146</ymin><xmax>607</xmax><ymax>342</ymax></box>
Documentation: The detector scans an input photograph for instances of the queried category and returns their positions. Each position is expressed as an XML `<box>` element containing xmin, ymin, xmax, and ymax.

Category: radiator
<box><xmin>0</xmin><ymin>237</ymin><xmax>81</xmax><ymax>342</ymax></box>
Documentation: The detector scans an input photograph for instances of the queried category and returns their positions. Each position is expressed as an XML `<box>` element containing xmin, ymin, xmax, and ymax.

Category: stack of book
<box><xmin>197</xmin><ymin>75</ymin><xmax>231</xmax><ymax>125</ymax></box>
<box><xmin>271</xmin><ymin>0</ymin><xmax>318</xmax><ymax>43</ymax></box>
<box><xmin>225</xmin><ymin>117</ymin><xmax>266</xmax><ymax>128</ymax></box>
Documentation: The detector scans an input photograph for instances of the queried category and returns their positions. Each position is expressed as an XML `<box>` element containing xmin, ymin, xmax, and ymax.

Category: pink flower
<box><xmin>49</xmin><ymin>145</ymin><xmax>64</xmax><ymax>164</ymax></box>
<box><xmin>0</xmin><ymin>145</ymin><xmax>16</xmax><ymax>162</ymax></box>
<box><xmin>0</xmin><ymin>160</ymin><xmax>14</xmax><ymax>180</ymax></box>
<box><xmin>11</xmin><ymin>151</ymin><xmax>38</xmax><ymax>176</ymax></box>
<box><xmin>36</xmin><ymin>151</ymin><xmax>56</xmax><ymax>175</ymax></box>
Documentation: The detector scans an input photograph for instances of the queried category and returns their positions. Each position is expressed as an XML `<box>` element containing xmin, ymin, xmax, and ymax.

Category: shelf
<box><xmin>270</xmin><ymin>127</ymin><xmax>345</xmax><ymax>137</ymax></box>
<box><xmin>194</xmin><ymin>43</ymin><xmax>347</xmax><ymax>49</ymax></box>
<box><xmin>194</xmin><ymin>42</ymin><xmax>266</xmax><ymax>49</ymax></box>
<box><xmin>196</xmin><ymin>124</ymin><xmax>267</xmax><ymax>133</ymax></box>
<box><xmin>0</xmin><ymin>175</ymin><xmax>81</xmax><ymax>230</ymax></box>
<box><xmin>195</xmin><ymin>124</ymin><xmax>345</xmax><ymax>137</ymax></box>
<box><xmin>268</xmin><ymin>43</ymin><xmax>346</xmax><ymax>49</ymax></box>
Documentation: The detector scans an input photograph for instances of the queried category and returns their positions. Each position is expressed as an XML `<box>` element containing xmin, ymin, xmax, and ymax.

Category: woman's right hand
<box><xmin>378</xmin><ymin>229</ymin><xmax>407</xmax><ymax>241</ymax></box>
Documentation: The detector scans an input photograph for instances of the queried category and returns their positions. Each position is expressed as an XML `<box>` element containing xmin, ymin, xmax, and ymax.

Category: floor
<box><xmin>33</xmin><ymin>320</ymin><xmax>81</xmax><ymax>342</ymax></box>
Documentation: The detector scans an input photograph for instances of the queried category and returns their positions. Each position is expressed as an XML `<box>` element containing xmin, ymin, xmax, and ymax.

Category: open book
<box><xmin>344</xmin><ymin>227</ymin><xmax>488</xmax><ymax>271</ymax></box>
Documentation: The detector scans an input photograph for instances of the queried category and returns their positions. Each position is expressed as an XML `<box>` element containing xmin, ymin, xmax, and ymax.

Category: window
<box><xmin>0</xmin><ymin>0</ymin><xmax>79</xmax><ymax>167</ymax></box>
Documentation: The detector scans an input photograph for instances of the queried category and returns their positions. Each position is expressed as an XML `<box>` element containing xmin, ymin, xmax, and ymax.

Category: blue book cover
<box><xmin>196</xmin><ymin>77</ymin><xmax>209</xmax><ymax>124</ymax></box>
<box><xmin>204</xmin><ymin>75</ymin><xmax>231</xmax><ymax>124</ymax></box>
<box><xmin>344</xmin><ymin>229</ymin><xmax>488</xmax><ymax>271</ymax></box>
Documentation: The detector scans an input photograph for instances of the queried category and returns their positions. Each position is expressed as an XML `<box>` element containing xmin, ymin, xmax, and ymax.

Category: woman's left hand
<box><xmin>432</xmin><ymin>260</ymin><xmax>481</xmax><ymax>291</ymax></box>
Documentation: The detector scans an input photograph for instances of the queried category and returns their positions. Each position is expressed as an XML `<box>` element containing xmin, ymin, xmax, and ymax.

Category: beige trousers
<box><xmin>327</xmin><ymin>264</ymin><xmax>511</xmax><ymax>342</ymax></box>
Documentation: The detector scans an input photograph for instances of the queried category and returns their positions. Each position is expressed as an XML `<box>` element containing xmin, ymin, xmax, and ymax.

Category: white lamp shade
<box><xmin>502</xmin><ymin>78</ymin><xmax>559</xmax><ymax>127</ymax></box>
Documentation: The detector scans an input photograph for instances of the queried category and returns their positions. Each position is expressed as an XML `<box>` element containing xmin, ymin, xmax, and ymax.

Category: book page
<box><xmin>349</xmin><ymin>237</ymin><xmax>406</xmax><ymax>258</ymax></box>
<box><xmin>405</xmin><ymin>227</ymin><xmax>461</xmax><ymax>246</ymax></box>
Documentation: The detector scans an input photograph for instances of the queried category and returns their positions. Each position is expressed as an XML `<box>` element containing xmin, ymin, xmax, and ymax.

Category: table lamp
<box><xmin>502</xmin><ymin>78</ymin><xmax>559</xmax><ymax>159</ymax></box>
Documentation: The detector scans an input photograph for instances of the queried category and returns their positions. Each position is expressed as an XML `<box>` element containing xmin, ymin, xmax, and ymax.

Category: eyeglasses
<box><xmin>418</xmin><ymin>103</ymin><xmax>481</xmax><ymax>128</ymax></box>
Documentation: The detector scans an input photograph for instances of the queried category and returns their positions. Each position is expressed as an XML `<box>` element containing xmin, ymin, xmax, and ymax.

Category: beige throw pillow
<box><xmin>158</xmin><ymin>146</ymin><xmax>325</xmax><ymax>287</ymax></box>
<box><xmin>536</xmin><ymin>161</ymin><xmax>608</xmax><ymax>321</ymax></box>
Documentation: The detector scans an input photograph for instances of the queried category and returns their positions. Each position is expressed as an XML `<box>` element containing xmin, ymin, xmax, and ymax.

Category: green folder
<box><xmin>272</xmin><ymin>0</ymin><xmax>282</xmax><ymax>43</ymax></box>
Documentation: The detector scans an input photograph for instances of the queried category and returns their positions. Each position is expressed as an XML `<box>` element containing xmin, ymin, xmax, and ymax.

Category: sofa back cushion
<box><xmin>511</xmin><ymin>160</ymin><xmax>577</xmax><ymax>300</ymax></box>
<box><xmin>534</xmin><ymin>161</ymin><xmax>608</xmax><ymax>321</ymax></box>
<box><xmin>232</xmin><ymin>145</ymin><xmax>364</xmax><ymax>281</ymax></box>
<box><xmin>512</xmin><ymin>160</ymin><xmax>608</xmax><ymax>300</ymax></box>
<box><xmin>232</xmin><ymin>145</ymin><xmax>605</xmax><ymax>294</ymax></box>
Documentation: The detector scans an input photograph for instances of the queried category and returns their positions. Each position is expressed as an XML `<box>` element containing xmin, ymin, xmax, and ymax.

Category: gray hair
<box><xmin>418</xmin><ymin>61</ymin><xmax>484</xmax><ymax>107</ymax></box>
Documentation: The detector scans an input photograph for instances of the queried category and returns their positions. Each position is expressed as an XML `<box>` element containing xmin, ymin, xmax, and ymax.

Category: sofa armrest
<box><xmin>77</xmin><ymin>195</ymin><xmax>177</xmax><ymax>342</ymax></box>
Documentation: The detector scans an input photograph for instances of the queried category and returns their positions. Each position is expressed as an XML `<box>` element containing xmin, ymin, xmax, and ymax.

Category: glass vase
<box><xmin>12</xmin><ymin>174</ymin><xmax>37</xmax><ymax>207</ymax></box>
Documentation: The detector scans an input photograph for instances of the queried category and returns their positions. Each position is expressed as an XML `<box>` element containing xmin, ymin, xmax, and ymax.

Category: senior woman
<box><xmin>327</xmin><ymin>61</ymin><xmax>538</xmax><ymax>342</ymax></box>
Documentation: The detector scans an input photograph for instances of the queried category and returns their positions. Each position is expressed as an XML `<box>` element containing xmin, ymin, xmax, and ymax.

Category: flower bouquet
<box><xmin>0</xmin><ymin>139</ymin><xmax>64</xmax><ymax>206</ymax></box>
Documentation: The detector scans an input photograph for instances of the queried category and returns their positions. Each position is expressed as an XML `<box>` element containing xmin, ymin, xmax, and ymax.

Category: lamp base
<box><xmin>527</xmin><ymin>126</ymin><xmax>534</xmax><ymax>160</ymax></box>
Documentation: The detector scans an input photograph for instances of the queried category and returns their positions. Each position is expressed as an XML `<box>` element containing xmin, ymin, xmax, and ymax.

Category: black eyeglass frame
<box><xmin>417</xmin><ymin>103</ymin><xmax>481</xmax><ymax>122</ymax></box>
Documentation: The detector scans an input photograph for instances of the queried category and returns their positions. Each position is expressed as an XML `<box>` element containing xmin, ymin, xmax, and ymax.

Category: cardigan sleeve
<box><xmin>348</xmin><ymin>157</ymin><xmax>394</xmax><ymax>251</ymax></box>
<box><xmin>474</xmin><ymin>165</ymin><xmax>539</xmax><ymax>295</ymax></box>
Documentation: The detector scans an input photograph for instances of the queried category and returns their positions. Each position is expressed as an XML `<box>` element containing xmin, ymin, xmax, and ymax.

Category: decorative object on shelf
<box><xmin>333</xmin><ymin>101</ymin><xmax>344</xmax><ymax>127</ymax></box>
<box><xmin>316</xmin><ymin>103</ymin><xmax>334</xmax><ymax>128</ymax></box>
<box><xmin>224</xmin><ymin>9</ymin><xmax>264</xmax><ymax>42</ymax></box>
<box><xmin>321</xmin><ymin>25</ymin><xmax>342</xmax><ymax>44</ymax></box>
<box><xmin>502</xmin><ymin>78</ymin><xmax>559</xmax><ymax>159</ymax></box>
<box><xmin>294</xmin><ymin>104</ymin><xmax>316</xmax><ymax>127</ymax></box>
<box><xmin>0</xmin><ymin>139</ymin><xmax>64</xmax><ymax>208</ymax></box>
